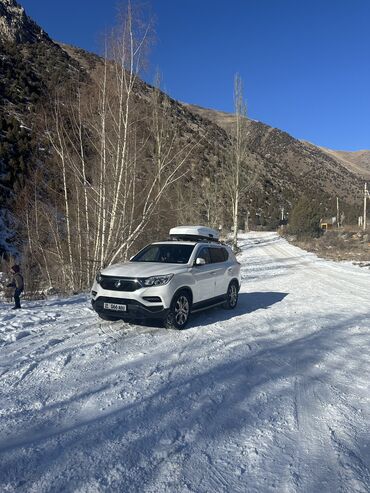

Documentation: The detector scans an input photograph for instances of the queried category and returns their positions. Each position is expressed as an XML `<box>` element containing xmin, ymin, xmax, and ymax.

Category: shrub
<box><xmin>288</xmin><ymin>196</ymin><xmax>323</xmax><ymax>238</ymax></box>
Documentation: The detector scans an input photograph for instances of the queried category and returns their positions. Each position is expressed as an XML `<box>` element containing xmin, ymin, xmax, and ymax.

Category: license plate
<box><xmin>104</xmin><ymin>302</ymin><xmax>127</xmax><ymax>312</ymax></box>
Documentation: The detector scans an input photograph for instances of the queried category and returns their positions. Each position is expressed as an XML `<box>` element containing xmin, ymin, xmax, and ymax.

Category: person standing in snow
<box><xmin>7</xmin><ymin>265</ymin><xmax>24</xmax><ymax>309</ymax></box>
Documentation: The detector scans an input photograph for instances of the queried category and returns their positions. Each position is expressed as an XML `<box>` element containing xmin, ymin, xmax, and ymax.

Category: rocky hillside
<box><xmin>0</xmin><ymin>0</ymin><xmax>50</xmax><ymax>43</ymax></box>
<box><xmin>0</xmin><ymin>0</ymin><xmax>367</xmax><ymax>258</ymax></box>
<box><xmin>0</xmin><ymin>2</ymin><xmax>86</xmax><ymax>182</ymax></box>
<box><xmin>186</xmin><ymin>104</ymin><xmax>364</xmax><ymax>206</ymax></box>
<box><xmin>319</xmin><ymin>147</ymin><xmax>370</xmax><ymax>179</ymax></box>
<box><xmin>0</xmin><ymin>0</ymin><xmax>234</xmax><ymax>256</ymax></box>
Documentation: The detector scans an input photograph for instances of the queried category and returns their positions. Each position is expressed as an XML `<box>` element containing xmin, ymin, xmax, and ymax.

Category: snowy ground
<box><xmin>0</xmin><ymin>232</ymin><xmax>369</xmax><ymax>493</ymax></box>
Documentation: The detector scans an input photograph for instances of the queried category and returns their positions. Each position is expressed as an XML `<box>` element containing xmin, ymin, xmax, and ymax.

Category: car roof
<box><xmin>151</xmin><ymin>241</ymin><xmax>197</xmax><ymax>246</ymax></box>
<box><xmin>151</xmin><ymin>241</ymin><xmax>225</xmax><ymax>247</ymax></box>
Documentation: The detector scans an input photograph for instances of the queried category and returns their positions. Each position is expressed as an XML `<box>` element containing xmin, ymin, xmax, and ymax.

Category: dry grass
<box><xmin>287</xmin><ymin>228</ymin><xmax>370</xmax><ymax>263</ymax></box>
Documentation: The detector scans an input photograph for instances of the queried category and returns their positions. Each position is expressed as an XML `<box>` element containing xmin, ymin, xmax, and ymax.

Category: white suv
<box><xmin>91</xmin><ymin>226</ymin><xmax>241</xmax><ymax>329</ymax></box>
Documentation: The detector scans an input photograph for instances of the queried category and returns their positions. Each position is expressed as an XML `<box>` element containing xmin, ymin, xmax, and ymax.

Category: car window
<box><xmin>131</xmin><ymin>244</ymin><xmax>194</xmax><ymax>263</ymax></box>
<box><xmin>134</xmin><ymin>245</ymin><xmax>160</xmax><ymax>262</ymax></box>
<box><xmin>221</xmin><ymin>248</ymin><xmax>229</xmax><ymax>261</ymax></box>
<box><xmin>197</xmin><ymin>247</ymin><xmax>211</xmax><ymax>264</ymax></box>
<box><xmin>209</xmin><ymin>247</ymin><xmax>225</xmax><ymax>263</ymax></box>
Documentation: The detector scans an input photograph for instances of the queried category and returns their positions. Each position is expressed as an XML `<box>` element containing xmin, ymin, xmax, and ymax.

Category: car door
<box><xmin>209</xmin><ymin>246</ymin><xmax>229</xmax><ymax>296</ymax></box>
<box><xmin>191</xmin><ymin>246</ymin><xmax>217</xmax><ymax>302</ymax></box>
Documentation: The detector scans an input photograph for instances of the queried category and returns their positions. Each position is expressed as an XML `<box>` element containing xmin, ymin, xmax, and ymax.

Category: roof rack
<box><xmin>169</xmin><ymin>225</ymin><xmax>220</xmax><ymax>243</ymax></box>
<box><xmin>169</xmin><ymin>235</ymin><xmax>219</xmax><ymax>243</ymax></box>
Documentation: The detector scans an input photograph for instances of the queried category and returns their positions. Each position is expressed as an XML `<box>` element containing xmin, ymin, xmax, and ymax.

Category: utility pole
<box><xmin>364</xmin><ymin>183</ymin><xmax>369</xmax><ymax>231</ymax></box>
<box><xmin>336</xmin><ymin>197</ymin><xmax>340</xmax><ymax>228</ymax></box>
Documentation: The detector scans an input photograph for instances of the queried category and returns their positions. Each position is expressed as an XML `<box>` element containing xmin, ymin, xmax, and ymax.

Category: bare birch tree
<box><xmin>24</xmin><ymin>3</ymin><xmax>201</xmax><ymax>292</ymax></box>
<box><xmin>225</xmin><ymin>74</ymin><xmax>251</xmax><ymax>251</ymax></box>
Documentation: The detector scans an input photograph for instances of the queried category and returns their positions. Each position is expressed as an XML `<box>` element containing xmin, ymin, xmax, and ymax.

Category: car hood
<box><xmin>101</xmin><ymin>262</ymin><xmax>189</xmax><ymax>278</ymax></box>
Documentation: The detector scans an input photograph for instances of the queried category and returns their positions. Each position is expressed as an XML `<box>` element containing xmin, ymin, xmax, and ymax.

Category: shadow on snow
<box><xmin>0</xmin><ymin>310</ymin><xmax>369</xmax><ymax>492</ymax></box>
<box><xmin>189</xmin><ymin>291</ymin><xmax>289</xmax><ymax>328</ymax></box>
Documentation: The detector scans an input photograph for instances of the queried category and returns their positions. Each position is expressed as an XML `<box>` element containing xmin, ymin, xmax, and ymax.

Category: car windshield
<box><xmin>131</xmin><ymin>244</ymin><xmax>195</xmax><ymax>264</ymax></box>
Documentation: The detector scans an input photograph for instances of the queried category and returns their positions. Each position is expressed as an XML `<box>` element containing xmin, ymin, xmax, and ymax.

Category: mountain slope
<box><xmin>0</xmin><ymin>0</ymin><xmax>367</xmax><ymax>259</ymax></box>
<box><xmin>186</xmin><ymin>104</ymin><xmax>364</xmax><ymax>205</ymax></box>
<box><xmin>0</xmin><ymin>1</ymin><xmax>233</xmax><ymax>256</ymax></box>
<box><xmin>0</xmin><ymin>0</ymin><xmax>88</xmax><ymax>251</ymax></box>
<box><xmin>0</xmin><ymin>0</ymin><xmax>50</xmax><ymax>44</ymax></box>
<box><xmin>319</xmin><ymin>147</ymin><xmax>370</xmax><ymax>179</ymax></box>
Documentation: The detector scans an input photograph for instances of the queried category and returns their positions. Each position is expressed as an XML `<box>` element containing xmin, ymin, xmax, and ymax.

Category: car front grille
<box><xmin>100</xmin><ymin>276</ymin><xmax>141</xmax><ymax>292</ymax></box>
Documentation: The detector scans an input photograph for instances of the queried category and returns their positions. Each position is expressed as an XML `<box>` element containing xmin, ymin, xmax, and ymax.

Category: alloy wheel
<box><xmin>229</xmin><ymin>283</ymin><xmax>238</xmax><ymax>307</ymax></box>
<box><xmin>174</xmin><ymin>295</ymin><xmax>190</xmax><ymax>326</ymax></box>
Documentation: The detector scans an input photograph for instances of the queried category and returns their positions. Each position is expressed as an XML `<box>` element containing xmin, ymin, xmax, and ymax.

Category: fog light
<box><xmin>143</xmin><ymin>296</ymin><xmax>161</xmax><ymax>302</ymax></box>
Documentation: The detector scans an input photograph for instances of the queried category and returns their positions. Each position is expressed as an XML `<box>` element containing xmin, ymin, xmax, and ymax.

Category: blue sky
<box><xmin>20</xmin><ymin>0</ymin><xmax>370</xmax><ymax>151</ymax></box>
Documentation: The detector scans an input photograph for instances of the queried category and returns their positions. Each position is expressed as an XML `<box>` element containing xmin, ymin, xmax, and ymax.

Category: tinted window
<box><xmin>221</xmin><ymin>248</ymin><xmax>229</xmax><ymax>261</ymax></box>
<box><xmin>131</xmin><ymin>244</ymin><xmax>194</xmax><ymax>263</ymax></box>
<box><xmin>210</xmin><ymin>247</ymin><xmax>226</xmax><ymax>263</ymax></box>
<box><xmin>197</xmin><ymin>247</ymin><xmax>211</xmax><ymax>264</ymax></box>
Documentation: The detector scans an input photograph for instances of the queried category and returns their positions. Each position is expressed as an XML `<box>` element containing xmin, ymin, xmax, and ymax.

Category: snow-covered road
<box><xmin>1</xmin><ymin>232</ymin><xmax>369</xmax><ymax>492</ymax></box>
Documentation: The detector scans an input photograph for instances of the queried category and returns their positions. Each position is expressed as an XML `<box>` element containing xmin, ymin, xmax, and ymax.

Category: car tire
<box><xmin>165</xmin><ymin>290</ymin><xmax>191</xmax><ymax>330</ymax></box>
<box><xmin>223</xmin><ymin>281</ymin><xmax>239</xmax><ymax>309</ymax></box>
<box><xmin>98</xmin><ymin>313</ymin><xmax>119</xmax><ymax>321</ymax></box>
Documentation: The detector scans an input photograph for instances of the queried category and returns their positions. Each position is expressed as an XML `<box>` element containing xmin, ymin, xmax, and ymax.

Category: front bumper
<box><xmin>92</xmin><ymin>296</ymin><xmax>169</xmax><ymax>320</ymax></box>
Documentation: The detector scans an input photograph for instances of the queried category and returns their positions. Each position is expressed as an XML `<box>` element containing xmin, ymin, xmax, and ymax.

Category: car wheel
<box><xmin>223</xmin><ymin>281</ymin><xmax>239</xmax><ymax>309</ymax></box>
<box><xmin>98</xmin><ymin>313</ymin><xmax>119</xmax><ymax>321</ymax></box>
<box><xmin>165</xmin><ymin>291</ymin><xmax>191</xmax><ymax>330</ymax></box>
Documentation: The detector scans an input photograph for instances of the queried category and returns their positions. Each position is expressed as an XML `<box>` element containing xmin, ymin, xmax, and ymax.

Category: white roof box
<box><xmin>169</xmin><ymin>225</ymin><xmax>219</xmax><ymax>242</ymax></box>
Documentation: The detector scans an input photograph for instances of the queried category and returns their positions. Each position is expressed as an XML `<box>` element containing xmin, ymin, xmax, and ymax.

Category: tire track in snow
<box><xmin>329</xmin><ymin>426</ymin><xmax>370</xmax><ymax>493</ymax></box>
<box><xmin>265</xmin><ymin>240</ymin><xmax>370</xmax><ymax>302</ymax></box>
<box><xmin>139</xmin><ymin>323</ymin><xmax>258</xmax><ymax>492</ymax></box>
<box><xmin>240</xmin><ymin>233</ymin><xmax>370</xmax><ymax>492</ymax></box>
<box><xmin>290</xmin><ymin>373</ymin><xmax>341</xmax><ymax>492</ymax></box>
<box><xmin>17</xmin><ymin>361</ymin><xmax>38</xmax><ymax>385</ymax></box>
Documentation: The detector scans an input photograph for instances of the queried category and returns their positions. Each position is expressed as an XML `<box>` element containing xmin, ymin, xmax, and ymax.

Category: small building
<box><xmin>320</xmin><ymin>217</ymin><xmax>336</xmax><ymax>230</ymax></box>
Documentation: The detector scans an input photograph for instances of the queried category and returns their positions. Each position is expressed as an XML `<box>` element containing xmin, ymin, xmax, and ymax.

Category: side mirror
<box><xmin>195</xmin><ymin>257</ymin><xmax>206</xmax><ymax>266</ymax></box>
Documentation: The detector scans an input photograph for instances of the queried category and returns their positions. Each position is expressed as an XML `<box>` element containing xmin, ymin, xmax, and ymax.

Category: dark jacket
<box><xmin>14</xmin><ymin>273</ymin><xmax>24</xmax><ymax>290</ymax></box>
<box><xmin>8</xmin><ymin>272</ymin><xmax>24</xmax><ymax>290</ymax></box>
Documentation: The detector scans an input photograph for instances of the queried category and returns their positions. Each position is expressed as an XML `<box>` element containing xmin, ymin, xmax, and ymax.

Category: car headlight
<box><xmin>141</xmin><ymin>274</ymin><xmax>173</xmax><ymax>287</ymax></box>
<box><xmin>96</xmin><ymin>271</ymin><xmax>102</xmax><ymax>284</ymax></box>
